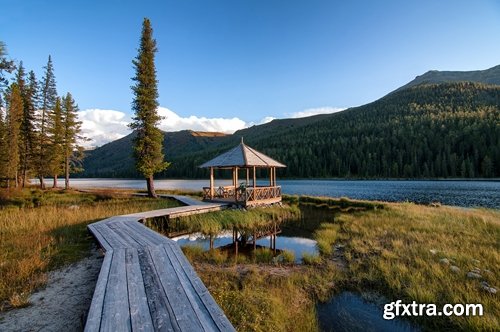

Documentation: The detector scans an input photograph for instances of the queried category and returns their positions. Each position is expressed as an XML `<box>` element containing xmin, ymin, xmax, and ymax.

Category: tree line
<box><xmin>0</xmin><ymin>42</ymin><xmax>84</xmax><ymax>189</ymax></box>
<box><xmin>161</xmin><ymin>82</ymin><xmax>499</xmax><ymax>179</ymax></box>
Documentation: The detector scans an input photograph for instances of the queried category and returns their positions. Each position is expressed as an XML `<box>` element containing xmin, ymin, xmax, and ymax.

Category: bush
<box><xmin>254</xmin><ymin>248</ymin><xmax>274</xmax><ymax>263</ymax></box>
<box><xmin>280</xmin><ymin>250</ymin><xmax>295</xmax><ymax>264</ymax></box>
<box><xmin>302</xmin><ymin>253</ymin><xmax>321</xmax><ymax>265</ymax></box>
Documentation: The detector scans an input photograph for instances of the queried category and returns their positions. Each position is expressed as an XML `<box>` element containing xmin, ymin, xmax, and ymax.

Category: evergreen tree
<box><xmin>61</xmin><ymin>92</ymin><xmax>84</xmax><ymax>189</ymax></box>
<box><xmin>21</xmin><ymin>70</ymin><xmax>40</xmax><ymax>186</ymax></box>
<box><xmin>48</xmin><ymin>97</ymin><xmax>64</xmax><ymax>188</ymax></box>
<box><xmin>129</xmin><ymin>18</ymin><xmax>169</xmax><ymax>197</ymax></box>
<box><xmin>16</xmin><ymin>63</ymin><xmax>38</xmax><ymax>187</ymax></box>
<box><xmin>5</xmin><ymin>84</ymin><xmax>23</xmax><ymax>188</ymax></box>
<box><xmin>0</xmin><ymin>107</ymin><xmax>7</xmax><ymax>185</ymax></box>
<box><xmin>0</xmin><ymin>41</ymin><xmax>16</xmax><ymax>107</ymax></box>
<box><xmin>37</xmin><ymin>55</ymin><xmax>57</xmax><ymax>189</ymax></box>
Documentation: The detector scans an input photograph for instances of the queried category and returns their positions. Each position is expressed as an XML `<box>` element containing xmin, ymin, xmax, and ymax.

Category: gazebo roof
<box><xmin>199</xmin><ymin>139</ymin><xmax>286</xmax><ymax>168</ymax></box>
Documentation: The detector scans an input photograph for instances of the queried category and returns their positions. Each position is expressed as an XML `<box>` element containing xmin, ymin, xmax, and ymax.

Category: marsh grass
<box><xmin>0</xmin><ymin>189</ymin><xmax>179</xmax><ymax>310</ymax></box>
<box><xmin>335</xmin><ymin>203</ymin><xmax>500</xmax><ymax>331</ymax></box>
<box><xmin>184</xmin><ymin>196</ymin><xmax>499</xmax><ymax>331</ymax></box>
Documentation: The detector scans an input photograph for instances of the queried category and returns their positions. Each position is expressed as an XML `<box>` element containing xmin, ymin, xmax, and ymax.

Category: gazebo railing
<box><xmin>203</xmin><ymin>185</ymin><xmax>281</xmax><ymax>203</ymax></box>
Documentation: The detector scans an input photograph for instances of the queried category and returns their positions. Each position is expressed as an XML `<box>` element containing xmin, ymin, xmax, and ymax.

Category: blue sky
<box><xmin>2</xmin><ymin>0</ymin><xmax>500</xmax><ymax>146</ymax></box>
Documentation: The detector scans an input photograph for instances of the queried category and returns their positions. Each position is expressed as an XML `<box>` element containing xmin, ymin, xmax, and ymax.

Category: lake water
<box><xmin>62</xmin><ymin>178</ymin><xmax>499</xmax><ymax>208</ymax></box>
<box><xmin>172</xmin><ymin>231</ymin><xmax>317</xmax><ymax>263</ymax></box>
<box><xmin>317</xmin><ymin>292</ymin><xmax>420</xmax><ymax>332</ymax></box>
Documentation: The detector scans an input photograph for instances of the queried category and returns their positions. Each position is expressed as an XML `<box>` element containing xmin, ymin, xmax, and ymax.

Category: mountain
<box><xmin>395</xmin><ymin>65</ymin><xmax>500</xmax><ymax>92</ymax></box>
<box><xmin>81</xmin><ymin>74</ymin><xmax>500</xmax><ymax>179</ymax></box>
<box><xmin>81</xmin><ymin>130</ymin><xmax>228</xmax><ymax>177</ymax></box>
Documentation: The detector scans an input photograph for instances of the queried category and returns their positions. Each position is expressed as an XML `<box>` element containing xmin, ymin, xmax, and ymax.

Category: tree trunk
<box><xmin>52</xmin><ymin>175</ymin><xmax>57</xmax><ymax>188</ymax></box>
<box><xmin>39</xmin><ymin>176</ymin><xmax>45</xmax><ymax>190</ymax></box>
<box><xmin>65</xmin><ymin>157</ymin><xmax>70</xmax><ymax>190</ymax></box>
<box><xmin>146</xmin><ymin>175</ymin><xmax>157</xmax><ymax>198</ymax></box>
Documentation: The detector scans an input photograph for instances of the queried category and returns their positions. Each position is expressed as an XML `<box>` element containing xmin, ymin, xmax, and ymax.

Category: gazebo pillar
<box><xmin>253</xmin><ymin>166</ymin><xmax>256</xmax><ymax>188</ymax></box>
<box><xmin>246</xmin><ymin>168</ymin><xmax>249</xmax><ymax>185</ymax></box>
<box><xmin>209</xmin><ymin>167</ymin><xmax>214</xmax><ymax>199</ymax></box>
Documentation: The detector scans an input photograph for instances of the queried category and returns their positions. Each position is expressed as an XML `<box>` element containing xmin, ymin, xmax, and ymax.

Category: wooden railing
<box><xmin>203</xmin><ymin>186</ymin><xmax>282</xmax><ymax>204</ymax></box>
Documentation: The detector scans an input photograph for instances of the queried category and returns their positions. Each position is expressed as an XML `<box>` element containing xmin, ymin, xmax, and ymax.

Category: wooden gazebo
<box><xmin>199</xmin><ymin>139</ymin><xmax>286</xmax><ymax>206</ymax></box>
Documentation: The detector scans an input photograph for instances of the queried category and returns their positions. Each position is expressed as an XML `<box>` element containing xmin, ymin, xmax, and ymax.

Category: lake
<box><xmin>61</xmin><ymin>178</ymin><xmax>499</xmax><ymax>208</ymax></box>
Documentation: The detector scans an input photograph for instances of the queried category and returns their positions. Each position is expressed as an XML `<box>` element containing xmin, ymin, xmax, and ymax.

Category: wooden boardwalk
<box><xmin>85</xmin><ymin>196</ymin><xmax>234</xmax><ymax>332</ymax></box>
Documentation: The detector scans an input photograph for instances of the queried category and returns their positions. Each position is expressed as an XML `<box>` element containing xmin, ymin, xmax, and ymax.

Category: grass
<box><xmin>0</xmin><ymin>188</ymin><xmax>180</xmax><ymax>310</ymax></box>
<box><xmin>332</xmin><ymin>202</ymin><xmax>500</xmax><ymax>331</ymax></box>
<box><xmin>180</xmin><ymin>196</ymin><xmax>499</xmax><ymax>331</ymax></box>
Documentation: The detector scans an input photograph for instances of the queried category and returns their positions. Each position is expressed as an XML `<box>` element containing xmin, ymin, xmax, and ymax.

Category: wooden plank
<box><xmin>166</xmin><ymin>243</ymin><xmax>235</xmax><ymax>332</ymax></box>
<box><xmin>107</xmin><ymin>222</ymin><xmax>143</xmax><ymax>248</ymax></box>
<box><xmin>161</xmin><ymin>244</ymin><xmax>222</xmax><ymax>331</ymax></box>
<box><xmin>87</xmin><ymin>223</ymin><xmax>113</xmax><ymax>251</ymax></box>
<box><xmin>148</xmin><ymin>246</ymin><xmax>205</xmax><ymax>331</ymax></box>
<box><xmin>93</xmin><ymin>223</ymin><xmax>129</xmax><ymax>249</ymax></box>
<box><xmin>125</xmin><ymin>248</ymin><xmax>154</xmax><ymax>331</ymax></box>
<box><xmin>84</xmin><ymin>251</ymin><xmax>113</xmax><ymax>332</ymax></box>
<box><xmin>138</xmin><ymin>248</ymin><xmax>180</xmax><ymax>332</ymax></box>
<box><xmin>101</xmin><ymin>249</ymin><xmax>131</xmax><ymax>332</ymax></box>
<box><xmin>123</xmin><ymin>221</ymin><xmax>171</xmax><ymax>246</ymax></box>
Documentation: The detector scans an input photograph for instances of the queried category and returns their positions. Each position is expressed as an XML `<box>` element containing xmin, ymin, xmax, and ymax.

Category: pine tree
<box><xmin>48</xmin><ymin>97</ymin><xmax>64</xmax><ymax>188</ymax></box>
<box><xmin>129</xmin><ymin>18</ymin><xmax>169</xmax><ymax>197</ymax></box>
<box><xmin>0</xmin><ymin>41</ymin><xmax>16</xmax><ymax>107</ymax></box>
<box><xmin>37</xmin><ymin>55</ymin><xmax>57</xmax><ymax>189</ymax></box>
<box><xmin>16</xmin><ymin>63</ymin><xmax>38</xmax><ymax>187</ymax></box>
<box><xmin>0</xmin><ymin>107</ymin><xmax>7</xmax><ymax>185</ymax></box>
<box><xmin>5</xmin><ymin>84</ymin><xmax>23</xmax><ymax>188</ymax></box>
<box><xmin>21</xmin><ymin>70</ymin><xmax>40</xmax><ymax>186</ymax></box>
<box><xmin>61</xmin><ymin>92</ymin><xmax>84</xmax><ymax>189</ymax></box>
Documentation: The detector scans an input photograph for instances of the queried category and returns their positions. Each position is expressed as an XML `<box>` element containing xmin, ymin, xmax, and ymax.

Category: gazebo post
<box><xmin>209</xmin><ymin>167</ymin><xmax>214</xmax><ymax>199</ymax></box>
<box><xmin>253</xmin><ymin>166</ymin><xmax>256</xmax><ymax>188</ymax></box>
<box><xmin>246</xmin><ymin>168</ymin><xmax>249</xmax><ymax>186</ymax></box>
<box><xmin>269</xmin><ymin>167</ymin><xmax>272</xmax><ymax>186</ymax></box>
<box><xmin>235</xmin><ymin>167</ymin><xmax>239</xmax><ymax>202</ymax></box>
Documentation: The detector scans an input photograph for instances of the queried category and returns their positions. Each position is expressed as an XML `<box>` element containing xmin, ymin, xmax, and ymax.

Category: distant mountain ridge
<box><xmin>395</xmin><ymin>65</ymin><xmax>500</xmax><ymax>92</ymax></box>
<box><xmin>81</xmin><ymin>66</ymin><xmax>500</xmax><ymax>179</ymax></box>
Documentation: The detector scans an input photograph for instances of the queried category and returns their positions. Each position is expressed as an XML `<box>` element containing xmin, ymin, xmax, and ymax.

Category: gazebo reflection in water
<box><xmin>199</xmin><ymin>138</ymin><xmax>286</xmax><ymax>207</ymax></box>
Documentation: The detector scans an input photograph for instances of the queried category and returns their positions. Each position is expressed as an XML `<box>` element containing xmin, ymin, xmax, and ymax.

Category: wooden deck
<box><xmin>85</xmin><ymin>197</ymin><xmax>234</xmax><ymax>332</ymax></box>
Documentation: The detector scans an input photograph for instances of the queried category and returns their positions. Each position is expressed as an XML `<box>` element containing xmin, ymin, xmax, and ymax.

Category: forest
<box><xmin>82</xmin><ymin>81</ymin><xmax>500</xmax><ymax>179</ymax></box>
<box><xmin>0</xmin><ymin>42</ymin><xmax>84</xmax><ymax>189</ymax></box>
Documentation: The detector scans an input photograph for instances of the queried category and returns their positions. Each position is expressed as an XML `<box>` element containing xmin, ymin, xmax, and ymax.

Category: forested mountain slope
<box><xmin>82</xmin><ymin>82</ymin><xmax>500</xmax><ymax>179</ymax></box>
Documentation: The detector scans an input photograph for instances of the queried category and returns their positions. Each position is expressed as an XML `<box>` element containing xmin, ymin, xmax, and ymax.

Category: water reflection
<box><xmin>317</xmin><ymin>292</ymin><xmax>420</xmax><ymax>332</ymax></box>
<box><xmin>171</xmin><ymin>231</ymin><xmax>318</xmax><ymax>263</ymax></box>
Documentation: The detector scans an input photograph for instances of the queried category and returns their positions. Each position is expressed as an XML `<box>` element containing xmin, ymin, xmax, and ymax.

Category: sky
<box><xmin>2</xmin><ymin>0</ymin><xmax>500</xmax><ymax>147</ymax></box>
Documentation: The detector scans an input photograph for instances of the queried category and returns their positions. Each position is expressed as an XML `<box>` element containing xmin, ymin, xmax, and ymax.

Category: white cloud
<box><xmin>287</xmin><ymin>106</ymin><xmax>346</xmax><ymax>118</ymax></box>
<box><xmin>78</xmin><ymin>106</ymin><xmax>348</xmax><ymax>149</ymax></box>
<box><xmin>78</xmin><ymin>107</ymin><xmax>249</xmax><ymax>148</ymax></box>
<box><xmin>157</xmin><ymin>107</ymin><xmax>246</xmax><ymax>133</ymax></box>
<box><xmin>78</xmin><ymin>109</ymin><xmax>131</xmax><ymax>148</ymax></box>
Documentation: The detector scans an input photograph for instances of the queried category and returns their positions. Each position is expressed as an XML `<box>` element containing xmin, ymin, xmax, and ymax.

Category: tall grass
<box><xmin>337</xmin><ymin>203</ymin><xmax>500</xmax><ymax>331</ymax></box>
<box><xmin>0</xmin><ymin>189</ymin><xmax>179</xmax><ymax>310</ymax></box>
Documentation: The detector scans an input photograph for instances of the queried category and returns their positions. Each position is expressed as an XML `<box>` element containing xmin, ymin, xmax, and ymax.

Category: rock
<box><xmin>483</xmin><ymin>269</ymin><xmax>493</xmax><ymax>275</ymax></box>
<box><xmin>450</xmin><ymin>266</ymin><xmax>460</xmax><ymax>273</ymax></box>
<box><xmin>471</xmin><ymin>259</ymin><xmax>480</xmax><ymax>265</ymax></box>
<box><xmin>467</xmin><ymin>271</ymin><xmax>482</xmax><ymax>279</ymax></box>
<box><xmin>472</xmin><ymin>267</ymin><xmax>481</xmax><ymax>274</ymax></box>
<box><xmin>480</xmin><ymin>282</ymin><xmax>497</xmax><ymax>294</ymax></box>
<box><xmin>68</xmin><ymin>205</ymin><xmax>79</xmax><ymax>210</ymax></box>
<box><xmin>439</xmin><ymin>258</ymin><xmax>450</xmax><ymax>265</ymax></box>
<box><xmin>429</xmin><ymin>202</ymin><xmax>441</xmax><ymax>207</ymax></box>
<box><xmin>429</xmin><ymin>249</ymin><xmax>438</xmax><ymax>255</ymax></box>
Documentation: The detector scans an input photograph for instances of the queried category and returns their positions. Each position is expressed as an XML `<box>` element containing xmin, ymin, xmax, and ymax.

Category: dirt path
<box><xmin>0</xmin><ymin>247</ymin><xmax>102</xmax><ymax>332</ymax></box>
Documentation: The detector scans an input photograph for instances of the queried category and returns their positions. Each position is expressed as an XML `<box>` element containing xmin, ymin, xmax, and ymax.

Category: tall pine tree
<box><xmin>61</xmin><ymin>92</ymin><xmax>84</xmax><ymax>189</ymax></box>
<box><xmin>5</xmin><ymin>84</ymin><xmax>23</xmax><ymax>188</ymax></box>
<box><xmin>48</xmin><ymin>97</ymin><xmax>64</xmax><ymax>188</ymax></box>
<box><xmin>130</xmin><ymin>18</ymin><xmax>169</xmax><ymax>197</ymax></box>
<box><xmin>37</xmin><ymin>55</ymin><xmax>57</xmax><ymax>189</ymax></box>
<box><xmin>0</xmin><ymin>41</ymin><xmax>15</xmax><ymax>108</ymax></box>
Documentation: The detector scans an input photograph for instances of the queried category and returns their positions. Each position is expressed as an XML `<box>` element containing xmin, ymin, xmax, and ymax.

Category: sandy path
<box><xmin>0</xmin><ymin>247</ymin><xmax>103</xmax><ymax>332</ymax></box>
